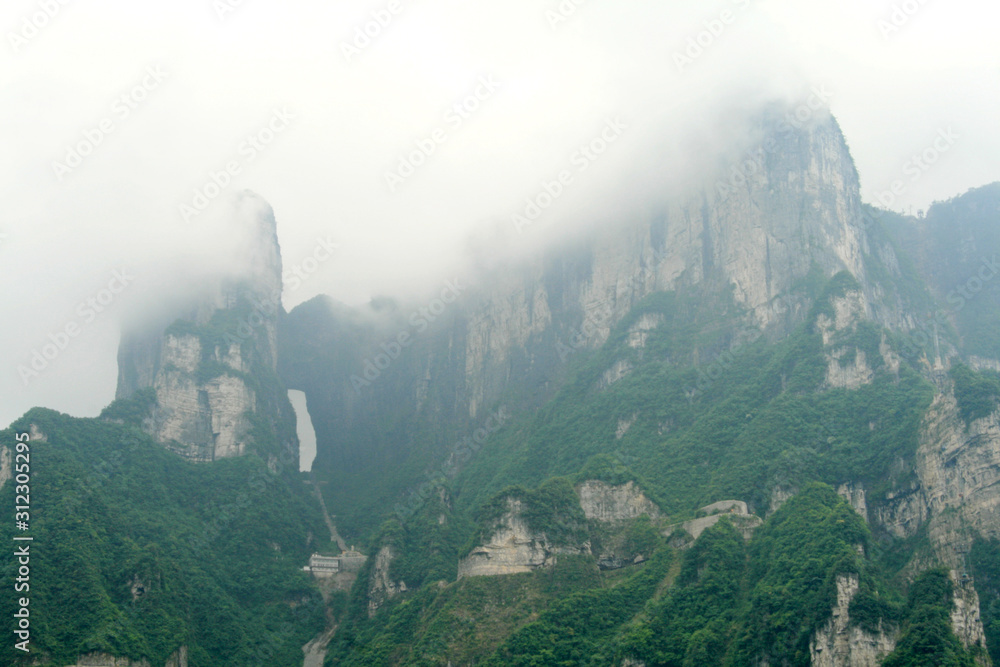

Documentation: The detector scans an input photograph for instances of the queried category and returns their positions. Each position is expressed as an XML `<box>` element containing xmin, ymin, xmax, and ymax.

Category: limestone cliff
<box><xmin>284</xmin><ymin>108</ymin><xmax>907</xmax><ymax>485</ymax></box>
<box><xmin>458</xmin><ymin>498</ymin><xmax>591</xmax><ymax>578</ymax></box>
<box><xmin>0</xmin><ymin>444</ymin><xmax>10</xmax><ymax>491</ymax></box>
<box><xmin>872</xmin><ymin>380</ymin><xmax>1000</xmax><ymax>656</ymax></box>
<box><xmin>815</xmin><ymin>287</ymin><xmax>903</xmax><ymax>391</ymax></box>
<box><xmin>116</xmin><ymin>192</ymin><xmax>296</xmax><ymax>465</ymax></box>
<box><xmin>808</xmin><ymin>574</ymin><xmax>897</xmax><ymax>667</ymax></box>
<box><xmin>577</xmin><ymin>480</ymin><xmax>661</xmax><ymax>523</ymax></box>
<box><xmin>67</xmin><ymin>647</ymin><xmax>187</xmax><ymax>667</ymax></box>
<box><xmin>457</xmin><ymin>110</ymin><xmax>876</xmax><ymax>419</ymax></box>
<box><xmin>367</xmin><ymin>545</ymin><xmax>407</xmax><ymax>617</ymax></box>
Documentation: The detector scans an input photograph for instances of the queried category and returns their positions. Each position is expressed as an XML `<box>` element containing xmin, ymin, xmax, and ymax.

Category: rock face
<box><xmin>577</xmin><ymin>480</ymin><xmax>661</xmax><ymax>523</ymax></box>
<box><xmin>67</xmin><ymin>647</ymin><xmax>187</xmax><ymax>667</ymax></box>
<box><xmin>284</xmin><ymin>109</ymin><xmax>909</xmax><ymax>474</ymax></box>
<box><xmin>116</xmin><ymin>193</ymin><xmax>296</xmax><ymax>465</ymax></box>
<box><xmin>836</xmin><ymin>483</ymin><xmax>869</xmax><ymax>524</ymax></box>
<box><xmin>817</xmin><ymin>289</ymin><xmax>904</xmax><ymax>391</ymax></box>
<box><xmin>368</xmin><ymin>545</ymin><xmax>407</xmax><ymax>617</ymax></box>
<box><xmin>872</xmin><ymin>382</ymin><xmax>1000</xmax><ymax>653</ymax></box>
<box><xmin>809</xmin><ymin>574</ymin><xmax>896</xmax><ymax>667</ymax></box>
<box><xmin>456</xmin><ymin>112</ymin><xmax>874</xmax><ymax>419</ymax></box>
<box><xmin>877</xmin><ymin>388</ymin><xmax>1000</xmax><ymax>543</ymax></box>
<box><xmin>458</xmin><ymin>498</ymin><xmax>591</xmax><ymax>578</ymax></box>
<box><xmin>0</xmin><ymin>444</ymin><xmax>10</xmax><ymax>491</ymax></box>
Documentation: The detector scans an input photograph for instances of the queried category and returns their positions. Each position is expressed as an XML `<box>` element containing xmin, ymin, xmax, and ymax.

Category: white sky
<box><xmin>2</xmin><ymin>0</ymin><xmax>998</xmax><ymax>428</ymax></box>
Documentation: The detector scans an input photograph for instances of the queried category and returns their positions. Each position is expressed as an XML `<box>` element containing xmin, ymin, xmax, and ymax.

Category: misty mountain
<box><xmin>3</xmin><ymin>102</ymin><xmax>1000</xmax><ymax>666</ymax></box>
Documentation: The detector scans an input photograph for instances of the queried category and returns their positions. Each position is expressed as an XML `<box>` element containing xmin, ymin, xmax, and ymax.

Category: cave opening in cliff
<box><xmin>288</xmin><ymin>389</ymin><xmax>317</xmax><ymax>472</ymax></box>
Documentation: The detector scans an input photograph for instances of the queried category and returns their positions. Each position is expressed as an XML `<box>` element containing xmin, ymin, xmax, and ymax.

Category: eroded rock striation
<box><xmin>809</xmin><ymin>574</ymin><xmax>897</xmax><ymax>667</ymax></box>
<box><xmin>458</xmin><ymin>498</ymin><xmax>591</xmax><ymax>578</ymax></box>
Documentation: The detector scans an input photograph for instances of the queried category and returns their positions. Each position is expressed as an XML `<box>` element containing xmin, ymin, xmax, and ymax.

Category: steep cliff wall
<box><xmin>872</xmin><ymin>382</ymin><xmax>1000</xmax><ymax>655</ymax></box>
<box><xmin>456</xmin><ymin>111</ymin><xmax>874</xmax><ymax>420</ymax></box>
<box><xmin>577</xmin><ymin>480</ymin><xmax>661</xmax><ymax>523</ymax></box>
<box><xmin>284</xmin><ymin>110</ymin><xmax>904</xmax><ymax>486</ymax></box>
<box><xmin>116</xmin><ymin>192</ymin><xmax>296</xmax><ymax>465</ymax></box>
<box><xmin>809</xmin><ymin>574</ymin><xmax>897</xmax><ymax>667</ymax></box>
<box><xmin>367</xmin><ymin>545</ymin><xmax>407</xmax><ymax>617</ymax></box>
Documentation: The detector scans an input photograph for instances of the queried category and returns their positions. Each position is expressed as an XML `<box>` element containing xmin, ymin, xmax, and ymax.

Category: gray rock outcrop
<box><xmin>115</xmin><ymin>192</ymin><xmax>296</xmax><ymax>465</ymax></box>
<box><xmin>809</xmin><ymin>574</ymin><xmax>896</xmax><ymax>667</ymax></box>
<box><xmin>872</xmin><ymin>382</ymin><xmax>1000</xmax><ymax>654</ymax></box>
<box><xmin>368</xmin><ymin>545</ymin><xmax>407</xmax><ymax>617</ymax></box>
<box><xmin>577</xmin><ymin>480</ymin><xmax>661</xmax><ymax>523</ymax></box>
<box><xmin>458</xmin><ymin>498</ymin><xmax>591</xmax><ymax>578</ymax></box>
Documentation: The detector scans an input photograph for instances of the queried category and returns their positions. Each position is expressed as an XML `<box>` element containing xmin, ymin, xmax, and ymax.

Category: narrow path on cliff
<box><xmin>309</xmin><ymin>473</ymin><xmax>348</xmax><ymax>552</ymax></box>
<box><xmin>302</xmin><ymin>475</ymin><xmax>349</xmax><ymax>667</ymax></box>
<box><xmin>302</xmin><ymin>621</ymin><xmax>338</xmax><ymax>667</ymax></box>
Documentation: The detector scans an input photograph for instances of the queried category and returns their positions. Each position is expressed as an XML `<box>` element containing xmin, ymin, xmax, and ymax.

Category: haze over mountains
<box><xmin>5</xmin><ymin>91</ymin><xmax>1000</xmax><ymax>663</ymax></box>
<box><xmin>3</xmin><ymin>2</ymin><xmax>1000</xmax><ymax>666</ymax></box>
<box><xmin>3</xmin><ymin>0</ymin><xmax>1000</xmax><ymax>429</ymax></box>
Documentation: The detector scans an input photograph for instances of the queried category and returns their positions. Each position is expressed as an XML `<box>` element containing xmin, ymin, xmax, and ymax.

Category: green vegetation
<box><xmin>99</xmin><ymin>387</ymin><xmax>157</xmax><ymax>426</ymax></box>
<box><xmin>728</xmin><ymin>484</ymin><xmax>885</xmax><ymax>664</ymax></box>
<box><xmin>616</xmin><ymin>519</ymin><xmax>747</xmax><ymax>666</ymax></box>
<box><xmin>880</xmin><ymin>184</ymin><xmax>1000</xmax><ymax>360</ymax></box>
<box><xmin>453</xmin><ymin>277</ymin><xmax>933</xmax><ymax>524</ymax></box>
<box><xmin>471</xmin><ymin>477</ymin><xmax>589</xmax><ymax>553</ymax></box>
<box><xmin>15</xmin><ymin>183</ymin><xmax>1000</xmax><ymax>664</ymax></box>
<box><xmin>484</xmin><ymin>549</ymin><xmax>674</xmax><ymax>666</ymax></box>
<box><xmin>329</xmin><ymin>559</ymin><xmax>607</xmax><ymax>666</ymax></box>
<box><xmin>0</xmin><ymin>409</ymin><xmax>326</xmax><ymax>666</ymax></box>
<box><xmin>883</xmin><ymin>570</ymin><xmax>978</xmax><ymax>667</ymax></box>
<box><xmin>950</xmin><ymin>363</ymin><xmax>1000</xmax><ymax>426</ymax></box>
<box><xmin>333</xmin><ymin>484</ymin><xmax>966</xmax><ymax>666</ymax></box>
<box><xmin>970</xmin><ymin>536</ymin><xmax>1000</xmax><ymax>665</ymax></box>
<box><xmin>612</xmin><ymin>485</ymin><xmax>901</xmax><ymax>666</ymax></box>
